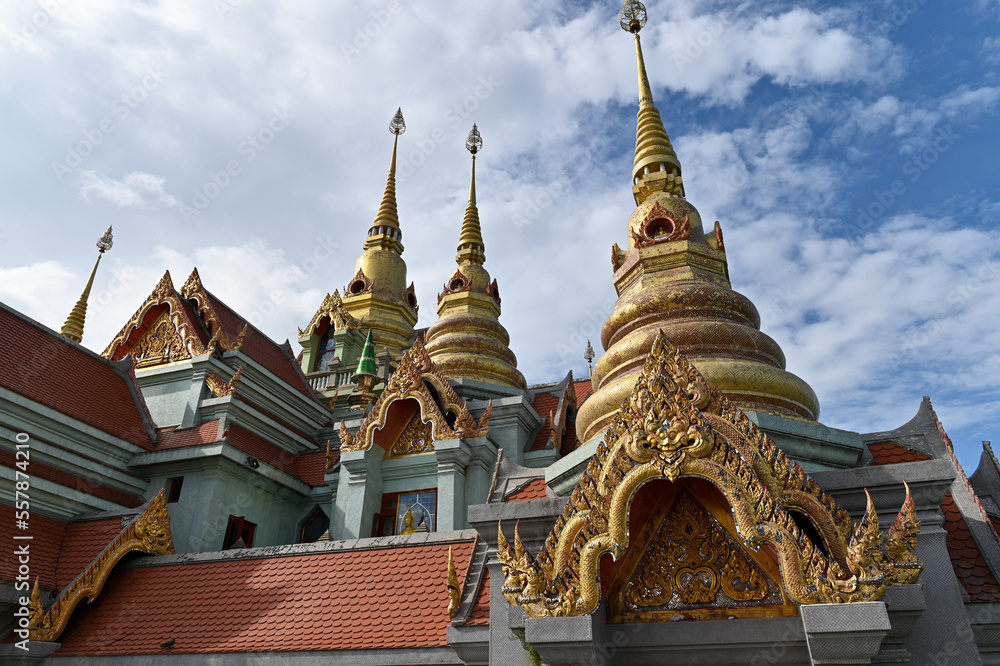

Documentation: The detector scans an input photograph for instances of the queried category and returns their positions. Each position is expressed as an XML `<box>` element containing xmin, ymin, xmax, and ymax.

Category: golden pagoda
<box><xmin>424</xmin><ymin>124</ymin><xmax>526</xmax><ymax>389</ymax></box>
<box><xmin>340</xmin><ymin>108</ymin><xmax>419</xmax><ymax>358</ymax></box>
<box><xmin>575</xmin><ymin>2</ymin><xmax>819</xmax><ymax>444</ymax></box>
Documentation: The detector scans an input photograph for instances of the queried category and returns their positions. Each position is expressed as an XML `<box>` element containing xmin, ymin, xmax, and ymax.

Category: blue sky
<box><xmin>1</xmin><ymin>0</ymin><xmax>997</xmax><ymax>470</ymax></box>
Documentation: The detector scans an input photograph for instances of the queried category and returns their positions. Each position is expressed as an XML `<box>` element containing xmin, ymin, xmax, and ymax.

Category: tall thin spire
<box><xmin>456</xmin><ymin>124</ymin><xmax>485</xmax><ymax>266</ymax></box>
<box><xmin>620</xmin><ymin>0</ymin><xmax>684</xmax><ymax>204</ymax></box>
<box><xmin>364</xmin><ymin>108</ymin><xmax>406</xmax><ymax>252</ymax></box>
<box><xmin>61</xmin><ymin>227</ymin><xmax>113</xmax><ymax>344</ymax></box>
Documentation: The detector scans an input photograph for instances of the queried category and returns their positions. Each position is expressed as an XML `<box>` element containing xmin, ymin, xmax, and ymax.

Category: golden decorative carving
<box><xmin>498</xmin><ymin>332</ymin><xmax>921</xmax><ymax>618</ymax></box>
<box><xmin>447</xmin><ymin>546</ymin><xmax>461</xmax><ymax>619</ymax></box>
<box><xmin>339</xmin><ymin>339</ymin><xmax>490</xmax><ymax>453</ymax></box>
<box><xmin>631</xmin><ymin>201</ymin><xmax>691</xmax><ymax>248</ymax></box>
<box><xmin>299</xmin><ymin>291</ymin><xmax>361</xmax><ymax>337</ymax></box>
<box><xmin>344</xmin><ymin>267</ymin><xmax>373</xmax><ymax>297</ymax></box>
<box><xmin>206</xmin><ymin>366</ymin><xmax>242</xmax><ymax>398</ymax></box>
<box><xmin>886</xmin><ymin>482</ymin><xmax>923</xmax><ymax>584</ymax></box>
<box><xmin>103</xmin><ymin>271</ymin><xmax>208</xmax><ymax>362</ymax></box>
<box><xmin>131</xmin><ymin>309</ymin><xmax>191</xmax><ymax>367</ymax></box>
<box><xmin>388</xmin><ymin>412</ymin><xmax>435</xmax><ymax>457</ymax></box>
<box><xmin>325</xmin><ymin>441</ymin><xmax>335</xmax><ymax>470</ymax></box>
<box><xmin>625</xmin><ymin>490</ymin><xmax>771</xmax><ymax>609</ymax></box>
<box><xmin>180</xmin><ymin>268</ymin><xmax>242</xmax><ymax>353</ymax></box>
<box><xmin>28</xmin><ymin>489</ymin><xmax>175</xmax><ymax>642</ymax></box>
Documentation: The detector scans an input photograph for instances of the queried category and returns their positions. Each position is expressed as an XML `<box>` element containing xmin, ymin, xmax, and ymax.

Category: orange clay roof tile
<box><xmin>0</xmin><ymin>305</ymin><xmax>154</xmax><ymax>449</ymax></box>
<box><xmin>54</xmin><ymin>539</ymin><xmax>476</xmax><ymax>655</ymax></box>
<box><xmin>941</xmin><ymin>492</ymin><xmax>1000</xmax><ymax>602</ymax></box>
<box><xmin>0</xmin><ymin>505</ymin><xmax>66</xmax><ymax>589</ymax></box>
<box><xmin>868</xmin><ymin>442</ymin><xmax>932</xmax><ymax>465</ymax></box>
<box><xmin>505</xmin><ymin>478</ymin><xmax>549</xmax><ymax>502</ymax></box>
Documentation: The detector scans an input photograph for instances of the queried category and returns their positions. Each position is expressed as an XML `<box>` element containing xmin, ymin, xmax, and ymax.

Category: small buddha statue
<box><xmin>400</xmin><ymin>504</ymin><xmax>416</xmax><ymax>535</ymax></box>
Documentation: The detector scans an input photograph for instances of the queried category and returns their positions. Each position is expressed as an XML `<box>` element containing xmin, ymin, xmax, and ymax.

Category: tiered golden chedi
<box><xmin>341</xmin><ymin>108</ymin><xmax>419</xmax><ymax>358</ymax></box>
<box><xmin>575</xmin><ymin>2</ymin><xmax>819</xmax><ymax>444</ymax></box>
<box><xmin>424</xmin><ymin>125</ymin><xmax>526</xmax><ymax>389</ymax></box>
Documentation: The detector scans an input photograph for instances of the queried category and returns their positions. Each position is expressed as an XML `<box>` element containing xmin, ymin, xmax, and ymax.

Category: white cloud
<box><xmin>78</xmin><ymin>171</ymin><xmax>178</xmax><ymax>209</ymax></box>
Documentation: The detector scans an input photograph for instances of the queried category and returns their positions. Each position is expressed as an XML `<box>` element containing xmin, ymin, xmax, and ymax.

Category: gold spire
<box><xmin>364</xmin><ymin>108</ymin><xmax>406</xmax><ymax>253</ymax></box>
<box><xmin>424</xmin><ymin>124</ymin><xmax>526</xmax><ymax>390</ymax></box>
<box><xmin>621</xmin><ymin>0</ymin><xmax>683</xmax><ymax>204</ymax></box>
<box><xmin>61</xmin><ymin>226</ymin><xmax>113</xmax><ymax>344</ymax></box>
<box><xmin>456</xmin><ymin>123</ymin><xmax>485</xmax><ymax>266</ymax></box>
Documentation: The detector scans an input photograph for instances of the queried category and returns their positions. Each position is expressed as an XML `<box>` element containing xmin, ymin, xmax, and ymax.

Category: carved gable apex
<box><xmin>498</xmin><ymin>332</ymin><xmax>922</xmax><ymax>618</ymax></box>
<box><xmin>339</xmin><ymin>339</ymin><xmax>491</xmax><ymax>453</ymax></box>
<box><xmin>103</xmin><ymin>271</ymin><xmax>209</xmax><ymax>364</ymax></box>
<box><xmin>299</xmin><ymin>291</ymin><xmax>361</xmax><ymax>337</ymax></box>
<box><xmin>179</xmin><ymin>268</ymin><xmax>244</xmax><ymax>352</ymax></box>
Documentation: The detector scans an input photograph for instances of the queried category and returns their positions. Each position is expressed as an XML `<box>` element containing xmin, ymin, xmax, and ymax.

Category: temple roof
<box><xmin>0</xmin><ymin>301</ymin><xmax>156</xmax><ymax>449</ymax></box>
<box><xmin>53</xmin><ymin>533</ymin><xmax>477</xmax><ymax>656</ymax></box>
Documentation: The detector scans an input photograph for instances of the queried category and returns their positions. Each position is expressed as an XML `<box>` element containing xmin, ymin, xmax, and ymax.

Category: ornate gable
<box><xmin>179</xmin><ymin>268</ymin><xmax>248</xmax><ymax>352</ymax></box>
<box><xmin>28</xmin><ymin>490</ymin><xmax>174</xmax><ymax>642</ymax></box>
<box><xmin>498</xmin><ymin>332</ymin><xmax>921</xmax><ymax>619</ymax></box>
<box><xmin>103</xmin><ymin>271</ymin><xmax>208</xmax><ymax>364</ymax></box>
<box><xmin>340</xmin><ymin>339</ymin><xmax>490</xmax><ymax>453</ymax></box>
<box><xmin>299</xmin><ymin>290</ymin><xmax>360</xmax><ymax>337</ymax></box>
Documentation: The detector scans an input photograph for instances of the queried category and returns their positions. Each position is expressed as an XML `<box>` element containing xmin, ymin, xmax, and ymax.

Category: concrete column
<box><xmin>463</xmin><ymin>436</ymin><xmax>497</xmax><ymax>509</ymax></box>
<box><xmin>525</xmin><ymin>615</ymin><xmax>597</xmax><ymax>666</ymax></box>
<box><xmin>435</xmin><ymin>439</ymin><xmax>471</xmax><ymax>531</ymax></box>
<box><xmin>486</xmin><ymin>560</ymin><xmax>532</xmax><ymax>666</ymax></box>
<box><xmin>802</xmin><ymin>601</ymin><xmax>890</xmax><ymax>665</ymax></box>
<box><xmin>180</xmin><ymin>366</ymin><xmax>210</xmax><ymax>428</ymax></box>
<box><xmin>332</xmin><ymin>446</ymin><xmax>385</xmax><ymax>539</ymax></box>
<box><xmin>872</xmin><ymin>584</ymin><xmax>926</xmax><ymax>664</ymax></box>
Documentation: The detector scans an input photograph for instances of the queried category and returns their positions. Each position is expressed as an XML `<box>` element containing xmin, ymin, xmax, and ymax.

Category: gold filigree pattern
<box><xmin>131</xmin><ymin>310</ymin><xmax>191</xmax><ymax>367</ymax></box>
<box><xmin>339</xmin><ymin>339</ymin><xmax>491</xmax><ymax>453</ymax></box>
<box><xmin>102</xmin><ymin>271</ymin><xmax>209</xmax><ymax>362</ymax></box>
<box><xmin>344</xmin><ymin>267</ymin><xmax>373</xmax><ymax>297</ymax></box>
<box><xmin>28</xmin><ymin>490</ymin><xmax>175</xmax><ymax>642</ymax></box>
<box><xmin>299</xmin><ymin>291</ymin><xmax>361</xmax><ymax>337</ymax></box>
<box><xmin>630</xmin><ymin>201</ymin><xmax>691</xmax><ymax>248</ymax></box>
<box><xmin>498</xmin><ymin>332</ymin><xmax>921</xmax><ymax>618</ymax></box>
<box><xmin>624</xmin><ymin>490</ymin><xmax>772</xmax><ymax>610</ymax></box>
<box><xmin>388</xmin><ymin>412</ymin><xmax>435</xmax><ymax>457</ymax></box>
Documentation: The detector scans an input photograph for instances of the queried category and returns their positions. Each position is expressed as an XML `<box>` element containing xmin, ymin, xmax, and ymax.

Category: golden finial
<box><xmin>456</xmin><ymin>124</ymin><xmax>486</xmax><ymax>266</ymax></box>
<box><xmin>619</xmin><ymin>1</ymin><xmax>684</xmax><ymax>204</ymax></box>
<box><xmin>447</xmin><ymin>546</ymin><xmax>461</xmax><ymax>618</ymax></box>
<box><xmin>365</xmin><ymin>108</ymin><xmax>406</xmax><ymax>251</ymax></box>
<box><xmin>60</xmin><ymin>226</ymin><xmax>113</xmax><ymax>343</ymax></box>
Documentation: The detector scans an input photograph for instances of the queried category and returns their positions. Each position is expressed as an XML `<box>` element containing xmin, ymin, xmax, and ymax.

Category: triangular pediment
<box><xmin>340</xmin><ymin>339</ymin><xmax>490</xmax><ymax>453</ymax></box>
<box><xmin>103</xmin><ymin>271</ymin><xmax>208</xmax><ymax>366</ymax></box>
<box><xmin>607</xmin><ymin>482</ymin><xmax>794</xmax><ymax>622</ymax></box>
<box><xmin>299</xmin><ymin>290</ymin><xmax>361</xmax><ymax>338</ymax></box>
